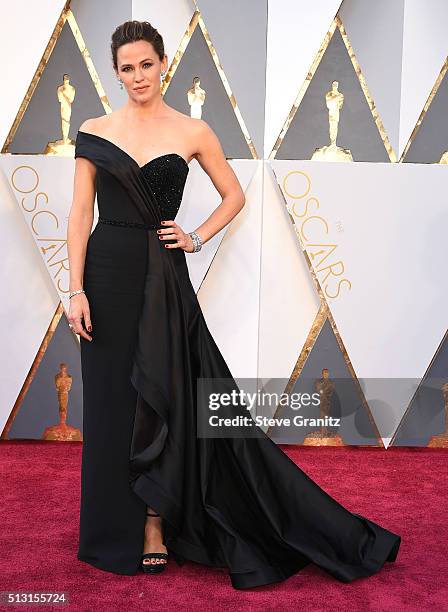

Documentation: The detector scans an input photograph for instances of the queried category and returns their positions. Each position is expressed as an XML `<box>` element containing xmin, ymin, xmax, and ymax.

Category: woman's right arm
<box><xmin>67</xmin><ymin>153</ymin><xmax>97</xmax><ymax>341</ymax></box>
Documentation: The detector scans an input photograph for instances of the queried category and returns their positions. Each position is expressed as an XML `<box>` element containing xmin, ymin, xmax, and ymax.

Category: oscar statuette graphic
<box><xmin>439</xmin><ymin>151</ymin><xmax>448</xmax><ymax>164</ymax></box>
<box><xmin>311</xmin><ymin>81</ymin><xmax>353</xmax><ymax>162</ymax></box>
<box><xmin>428</xmin><ymin>382</ymin><xmax>448</xmax><ymax>447</ymax></box>
<box><xmin>303</xmin><ymin>368</ymin><xmax>344</xmax><ymax>446</ymax></box>
<box><xmin>44</xmin><ymin>74</ymin><xmax>76</xmax><ymax>156</ymax></box>
<box><xmin>187</xmin><ymin>77</ymin><xmax>206</xmax><ymax>118</ymax></box>
<box><xmin>42</xmin><ymin>363</ymin><xmax>82</xmax><ymax>441</ymax></box>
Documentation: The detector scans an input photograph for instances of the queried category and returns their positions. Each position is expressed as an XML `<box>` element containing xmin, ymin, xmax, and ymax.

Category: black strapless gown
<box><xmin>74</xmin><ymin>130</ymin><xmax>401</xmax><ymax>589</ymax></box>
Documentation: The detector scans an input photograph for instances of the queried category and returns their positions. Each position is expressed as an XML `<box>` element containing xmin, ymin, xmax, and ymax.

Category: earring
<box><xmin>160</xmin><ymin>71</ymin><xmax>166</xmax><ymax>82</ymax></box>
<box><xmin>118</xmin><ymin>78</ymin><xmax>123</xmax><ymax>90</ymax></box>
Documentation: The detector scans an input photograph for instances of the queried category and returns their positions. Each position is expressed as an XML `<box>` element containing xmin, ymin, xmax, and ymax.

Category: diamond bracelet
<box><xmin>188</xmin><ymin>231</ymin><xmax>203</xmax><ymax>253</ymax></box>
<box><xmin>69</xmin><ymin>289</ymin><xmax>85</xmax><ymax>299</ymax></box>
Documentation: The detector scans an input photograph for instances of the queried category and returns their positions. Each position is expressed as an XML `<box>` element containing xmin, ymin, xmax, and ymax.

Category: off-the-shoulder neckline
<box><xmin>77</xmin><ymin>130</ymin><xmax>189</xmax><ymax>171</ymax></box>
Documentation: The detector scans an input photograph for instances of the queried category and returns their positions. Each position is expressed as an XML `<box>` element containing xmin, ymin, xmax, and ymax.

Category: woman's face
<box><xmin>116</xmin><ymin>40</ymin><xmax>166</xmax><ymax>101</ymax></box>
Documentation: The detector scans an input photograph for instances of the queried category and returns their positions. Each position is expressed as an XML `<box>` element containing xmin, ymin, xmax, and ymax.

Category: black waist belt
<box><xmin>98</xmin><ymin>217</ymin><xmax>160</xmax><ymax>230</ymax></box>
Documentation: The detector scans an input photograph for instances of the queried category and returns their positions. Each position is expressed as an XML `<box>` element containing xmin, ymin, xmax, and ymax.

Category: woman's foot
<box><xmin>142</xmin><ymin>509</ymin><xmax>168</xmax><ymax>569</ymax></box>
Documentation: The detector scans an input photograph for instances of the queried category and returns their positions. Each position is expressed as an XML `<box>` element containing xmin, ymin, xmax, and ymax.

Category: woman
<box><xmin>68</xmin><ymin>20</ymin><xmax>401</xmax><ymax>589</ymax></box>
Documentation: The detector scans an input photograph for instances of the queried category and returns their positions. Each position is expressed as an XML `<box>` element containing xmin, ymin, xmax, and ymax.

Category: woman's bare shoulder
<box><xmin>177</xmin><ymin>111</ymin><xmax>212</xmax><ymax>132</ymax></box>
<box><xmin>167</xmin><ymin>107</ymin><xmax>205</xmax><ymax>129</ymax></box>
<box><xmin>79</xmin><ymin>114</ymin><xmax>116</xmax><ymax>134</ymax></box>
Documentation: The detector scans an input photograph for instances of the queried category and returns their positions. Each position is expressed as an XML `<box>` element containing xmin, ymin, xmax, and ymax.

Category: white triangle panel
<box><xmin>273</xmin><ymin>159</ymin><xmax>448</xmax><ymax>439</ymax></box>
<box><xmin>2</xmin><ymin>155</ymin><xmax>90</xmax><ymax>314</ymax></box>
<box><xmin>0</xmin><ymin>1</ymin><xmax>67</xmax><ymax>147</ymax></box>
<box><xmin>198</xmin><ymin>162</ymin><xmax>263</xmax><ymax>379</ymax></box>
<box><xmin>338</xmin><ymin>0</ymin><xmax>405</xmax><ymax>158</ymax></box>
<box><xmin>264</xmin><ymin>0</ymin><xmax>342</xmax><ymax>158</ymax></box>
<box><xmin>0</xmin><ymin>162</ymin><xmax>60</xmax><ymax>433</ymax></box>
<box><xmin>259</xmin><ymin>163</ymin><xmax>320</xmax><ymax>381</ymax></box>
<box><xmin>180</xmin><ymin>160</ymin><xmax>257</xmax><ymax>291</ymax></box>
<box><xmin>399</xmin><ymin>0</ymin><xmax>448</xmax><ymax>157</ymax></box>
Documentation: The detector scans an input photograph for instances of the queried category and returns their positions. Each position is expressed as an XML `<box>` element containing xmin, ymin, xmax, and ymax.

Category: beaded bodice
<box><xmin>74</xmin><ymin>130</ymin><xmax>190</xmax><ymax>228</ymax></box>
<box><xmin>140</xmin><ymin>154</ymin><xmax>189</xmax><ymax>221</ymax></box>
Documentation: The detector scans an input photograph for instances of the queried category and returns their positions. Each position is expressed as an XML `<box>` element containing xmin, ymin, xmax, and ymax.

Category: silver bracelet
<box><xmin>69</xmin><ymin>289</ymin><xmax>85</xmax><ymax>299</ymax></box>
<box><xmin>188</xmin><ymin>230</ymin><xmax>203</xmax><ymax>252</ymax></box>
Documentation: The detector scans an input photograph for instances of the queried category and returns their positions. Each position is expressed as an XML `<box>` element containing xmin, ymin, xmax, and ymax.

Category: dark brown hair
<box><xmin>111</xmin><ymin>20</ymin><xmax>165</xmax><ymax>70</ymax></box>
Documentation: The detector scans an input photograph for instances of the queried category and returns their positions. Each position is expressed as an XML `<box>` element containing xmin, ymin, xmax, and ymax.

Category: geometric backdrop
<box><xmin>1</xmin><ymin>0</ymin><xmax>447</xmax><ymax>448</ymax></box>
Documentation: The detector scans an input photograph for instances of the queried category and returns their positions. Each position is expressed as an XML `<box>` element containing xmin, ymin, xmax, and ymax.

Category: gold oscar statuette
<box><xmin>428</xmin><ymin>382</ymin><xmax>448</xmax><ymax>447</ymax></box>
<box><xmin>311</xmin><ymin>81</ymin><xmax>353</xmax><ymax>162</ymax></box>
<box><xmin>439</xmin><ymin>151</ymin><xmax>448</xmax><ymax>164</ymax></box>
<box><xmin>187</xmin><ymin>77</ymin><xmax>206</xmax><ymax>119</ymax></box>
<box><xmin>42</xmin><ymin>363</ymin><xmax>82</xmax><ymax>441</ymax></box>
<box><xmin>44</xmin><ymin>74</ymin><xmax>76</xmax><ymax>156</ymax></box>
<box><xmin>303</xmin><ymin>368</ymin><xmax>345</xmax><ymax>446</ymax></box>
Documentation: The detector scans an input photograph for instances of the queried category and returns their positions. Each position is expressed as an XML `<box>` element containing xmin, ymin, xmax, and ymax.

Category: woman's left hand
<box><xmin>157</xmin><ymin>220</ymin><xmax>194</xmax><ymax>252</ymax></box>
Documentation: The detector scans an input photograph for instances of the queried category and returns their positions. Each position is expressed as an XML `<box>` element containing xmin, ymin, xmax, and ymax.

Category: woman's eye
<box><xmin>143</xmin><ymin>63</ymin><xmax>152</xmax><ymax>68</ymax></box>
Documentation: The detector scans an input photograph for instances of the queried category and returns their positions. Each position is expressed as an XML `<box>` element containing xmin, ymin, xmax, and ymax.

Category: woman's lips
<box><xmin>134</xmin><ymin>86</ymin><xmax>148</xmax><ymax>91</ymax></box>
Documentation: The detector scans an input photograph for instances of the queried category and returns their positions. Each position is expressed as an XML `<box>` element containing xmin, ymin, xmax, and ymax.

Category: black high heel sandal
<box><xmin>141</xmin><ymin>511</ymin><xmax>169</xmax><ymax>574</ymax></box>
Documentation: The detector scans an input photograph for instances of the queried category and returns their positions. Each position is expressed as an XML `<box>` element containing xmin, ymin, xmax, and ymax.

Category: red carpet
<box><xmin>0</xmin><ymin>441</ymin><xmax>445</xmax><ymax>611</ymax></box>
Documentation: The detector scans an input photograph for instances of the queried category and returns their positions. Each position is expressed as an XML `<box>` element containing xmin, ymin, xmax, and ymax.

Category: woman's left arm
<box><xmin>161</xmin><ymin>119</ymin><xmax>246</xmax><ymax>252</ymax></box>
